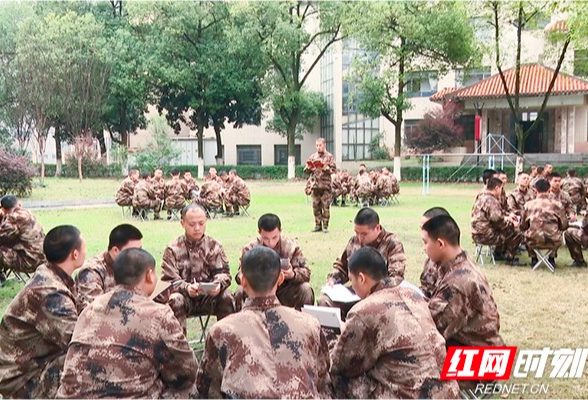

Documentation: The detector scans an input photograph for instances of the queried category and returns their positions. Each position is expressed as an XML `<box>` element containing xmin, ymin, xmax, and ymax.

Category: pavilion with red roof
<box><xmin>430</xmin><ymin>63</ymin><xmax>588</xmax><ymax>154</ymax></box>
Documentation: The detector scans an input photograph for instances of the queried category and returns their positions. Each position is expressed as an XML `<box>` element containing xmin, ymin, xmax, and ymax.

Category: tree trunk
<box><xmin>213</xmin><ymin>123</ymin><xmax>224</xmax><ymax>165</ymax></box>
<box><xmin>197</xmin><ymin>117</ymin><xmax>205</xmax><ymax>179</ymax></box>
<box><xmin>287</xmin><ymin>112</ymin><xmax>299</xmax><ymax>180</ymax></box>
<box><xmin>54</xmin><ymin>126</ymin><xmax>62</xmax><ymax>177</ymax></box>
<box><xmin>515</xmin><ymin>122</ymin><xmax>525</xmax><ymax>154</ymax></box>
<box><xmin>38</xmin><ymin>137</ymin><xmax>46</xmax><ymax>185</ymax></box>
<box><xmin>393</xmin><ymin>39</ymin><xmax>406</xmax><ymax>181</ymax></box>
<box><xmin>77</xmin><ymin>153</ymin><xmax>83</xmax><ymax>182</ymax></box>
<box><xmin>97</xmin><ymin>131</ymin><xmax>107</xmax><ymax>157</ymax></box>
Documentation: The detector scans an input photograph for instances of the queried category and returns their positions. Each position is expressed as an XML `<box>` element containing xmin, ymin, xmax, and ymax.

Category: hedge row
<box><xmin>42</xmin><ymin>163</ymin><xmax>123</xmax><ymax>178</ymax></box>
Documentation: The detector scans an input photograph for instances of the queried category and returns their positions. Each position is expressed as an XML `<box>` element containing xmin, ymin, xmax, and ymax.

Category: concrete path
<box><xmin>21</xmin><ymin>198</ymin><xmax>116</xmax><ymax>211</ymax></box>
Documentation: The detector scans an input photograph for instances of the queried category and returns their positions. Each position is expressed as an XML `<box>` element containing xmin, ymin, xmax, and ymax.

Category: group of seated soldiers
<box><xmin>0</xmin><ymin>192</ymin><xmax>509</xmax><ymax>399</ymax></box>
<box><xmin>308</xmin><ymin>165</ymin><xmax>399</xmax><ymax>207</ymax></box>
<box><xmin>471</xmin><ymin>164</ymin><xmax>588</xmax><ymax>267</ymax></box>
<box><xmin>115</xmin><ymin>166</ymin><xmax>250</xmax><ymax>219</ymax></box>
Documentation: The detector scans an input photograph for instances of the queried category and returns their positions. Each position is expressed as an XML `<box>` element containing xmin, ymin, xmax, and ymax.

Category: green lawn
<box><xmin>2</xmin><ymin>178</ymin><xmax>588</xmax><ymax>398</ymax></box>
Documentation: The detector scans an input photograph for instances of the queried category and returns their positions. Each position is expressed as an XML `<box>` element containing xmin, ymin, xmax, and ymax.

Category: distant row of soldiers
<box><xmin>115</xmin><ymin>167</ymin><xmax>250</xmax><ymax>219</ymax></box>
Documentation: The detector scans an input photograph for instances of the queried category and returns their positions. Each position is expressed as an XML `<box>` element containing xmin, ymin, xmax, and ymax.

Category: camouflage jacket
<box><xmin>132</xmin><ymin>180</ymin><xmax>156</xmax><ymax>207</ymax></box>
<box><xmin>0</xmin><ymin>207</ymin><xmax>45</xmax><ymax>269</ymax></box>
<box><xmin>151</xmin><ymin>177</ymin><xmax>166</xmax><ymax>201</ymax></box>
<box><xmin>355</xmin><ymin>174</ymin><xmax>374</xmax><ymax>197</ymax></box>
<box><xmin>56</xmin><ymin>285</ymin><xmax>198</xmax><ymax>399</ymax></box>
<box><xmin>182</xmin><ymin>178</ymin><xmax>200</xmax><ymax>200</ymax></box>
<box><xmin>562</xmin><ymin>177</ymin><xmax>586</xmax><ymax>205</ymax></box>
<box><xmin>419</xmin><ymin>257</ymin><xmax>439</xmax><ymax>300</ymax></box>
<box><xmin>165</xmin><ymin>179</ymin><xmax>187</xmax><ymax>209</ymax></box>
<box><xmin>197</xmin><ymin>295</ymin><xmax>331</xmax><ymax>399</ymax></box>
<box><xmin>428</xmin><ymin>251</ymin><xmax>505</xmax><ymax>347</ymax></box>
<box><xmin>0</xmin><ymin>263</ymin><xmax>79</xmax><ymax>398</ymax></box>
<box><xmin>328</xmin><ymin>229</ymin><xmax>406</xmax><ymax>286</ymax></box>
<box><xmin>198</xmin><ymin>181</ymin><xmax>223</xmax><ymax>207</ymax></box>
<box><xmin>331</xmin><ymin>279</ymin><xmax>459</xmax><ymax>399</ymax></box>
<box><xmin>161</xmin><ymin>235</ymin><xmax>231</xmax><ymax>295</ymax></box>
<box><xmin>331</xmin><ymin>173</ymin><xmax>343</xmax><ymax>193</ymax></box>
<box><xmin>304</xmin><ymin>151</ymin><xmax>336</xmax><ymax>191</ymax></box>
<box><xmin>471</xmin><ymin>190</ymin><xmax>514</xmax><ymax>238</ymax></box>
<box><xmin>550</xmin><ymin>189</ymin><xmax>574</xmax><ymax>219</ymax></box>
<box><xmin>375</xmin><ymin>174</ymin><xmax>393</xmax><ymax>196</ymax></box>
<box><xmin>507</xmin><ymin>187</ymin><xmax>535</xmax><ymax>216</ymax></box>
<box><xmin>236</xmin><ymin>236</ymin><xmax>311</xmax><ymax>285</ymax></box>
<box><xmin>521</xmin><ymin>194</ymin><xmax>568</xmax><ymax>249</ymax></box>
<box><xmin>226</xmin><ymin>176</ymin><xmax>250</xmax><ymax>202</ymax></box>
<box><xmin>115</xmin><ymin>177</ymin><xmax>135</xmax><ymax>206</ymax></box>
<box><xmin>75</xmin><ymin>251</ymin><xmax>116</xmax><ymax>310</ymax></box>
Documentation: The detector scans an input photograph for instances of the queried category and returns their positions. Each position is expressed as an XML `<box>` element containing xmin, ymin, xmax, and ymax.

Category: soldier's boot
<box><xmin>154</xmin><ymin>212</ymin><xmax>162</xmax><ymax>220</ymax></box>
<box><xmin>548</xmin><ymin>257</ymin><xmax>556</xmax><ymax>268</ymax></box>
<box><xmin>569</xmin><ymin>260</ymin><xmax>587</xmax><ymax>267</ymax></box>
<box><xmin>530</xmin><ymin>257</ymin><xmax>538</xmax><ymax>266</ymax></box>
<box><xmin>312</xmin><ymin>224</ymin><xmax>322</xmax><ymax>232</ymax></box>
<box><xmin>167</xmin><ymin>211</ymin><xmax>172</xmax><ymax>221</ymax></box>
<box><xmin>322</xmin><ymin>226</ymin><xmax>329</xmax><ymax>233</ymax></box>
<box><xmin>0</xmin><ymin>271</ymin><xmax>6</xmax><ymax>287</ymax></box>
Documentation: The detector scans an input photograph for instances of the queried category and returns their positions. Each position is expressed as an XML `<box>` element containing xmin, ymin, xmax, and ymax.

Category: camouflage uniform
<box><xmin>521</xmin><ymin>193</ymin><xmax>568</xmax><ymax>257</ymax></box>
<box><xmin>194</xmin><ymin>181</ymin><xmax>223</xmax><ymax>211</ymax></box>
<box><xmin>164</xmin><ymin>178</ymin><xmax>187</xmax><ymax>214</ymax></box>
<box><xmin>132</xmin><ymin>180</ymin><xmax>162</xmax><ymax>218</ymax></box>
<box><xmin>161</xmin><ymin>235</ymin><xmax>235</xmax><ymax>331</ymax></box>
<box><xmin>304</xmin><ymin>150</ymin><xmax>336</xmax><ymax>229</ymax></box>
<box><xmin>563</xmin><ymin>177</ymin><xmax>586</xmax><ymax>213</ymax></box>
<box><xmin>318</xmin><ymin>229</ymin><xmax>407</xmax><ymax>318</ymax></box>
<box><xmin>355</xmin><ymin>173</ymin><xmax>374</xmax><ymax>204</ymax></box>
<box><xmin>197</xmin><ymin>295</ymin><xmax>332</xmax><ymax>399</ymax></box>
<box><xmin>550</xmin><ymin>189</ymin><xmax>575</xmax><ymax>220</ymax></box>
<box><xmin>115</xmin><ymin>177</ymin><xmax>135</xmax><ymax>207</ymax></box>
<box><xmin>75</xmin><ymin>251</ymin><xmax>116</xmax><ymax>311</ymax></box>
<box><xmin>564</xmin><ymin>216</ymin><xmax>588</xmax><ymax>263</ymax></box>
<box><xmin>331</xmin><ymin>173</ymin><xmax>345</xmax><ymax>204</ymax></box>
<box><xmin>375</xmin><ymin>173</ymin><xmax>393</xmax><ymax>202</ymax></box>
<box><xmin>224</xmin><ymin>176</ymin><xmax>250</xmax><ymax>214</ymax></box>
<box><xmin>0</xmin><ymin>207</ymin><xmax>45</xmax><ymax>274</ymax></box>
<box><xmin>182</xmin><ymin>178</ymin><xmax>200</xmax><ymax>201</ymax></box>
<box><xmin>234</xmin><ymin>236</ymin><xmax>314</xmax><ymax>311</ymax></box>
<box><xmin>56</xmin><ymin>285</ymin><xmax>198</xmax><ymax>399</ymax></box>
<box><xmin>419</xmin><ymin>257</ymin><xmax>439</xmax><ymax>300</ymax></box>
<box><xmin>331</xmin><ymin>279</ymin><xmax>460</xmax><ymax>399</ymax></box>
<box><xmin>507</xmin><ymin>187</ymin><xmax>535</xmax><ymax>216</ymax></box>
<box><xmin>0</xmin><ymin>263</ymin><xmax>79</xmax><ymax>399</ymax></box>
<box><xmin>471</xmin><ymin>190</ymin><xmax>522</xmax><ymax>259</ymax></box>
<box><xmin>389</xmin><ymin>173</ymin><xmax>400</xmax><ymax>195</ymax></box>
<box><xmin>151</xmin><ymin>177</ymin><xmax>166</xmax><ymax>204</ymax></box>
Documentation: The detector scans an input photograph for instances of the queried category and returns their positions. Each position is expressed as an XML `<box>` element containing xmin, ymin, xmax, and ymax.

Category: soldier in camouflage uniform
<box><xmin>530</xmin><ymin>166</ymin><xmax>544</xmax><ymax>188</ymax></box>
<box><xmin>507</xmin><ymin>171</ymin><xmax>535</xmax><ymax>217</ymax></box>
<box><xmin>151</xmin><ymin>168</ymin><xmax>166</xmax><ymax>206</ymax></box>
<box><xmin>355</xmin><ymin>169</ymin><xmax>374</xmax><ymax>205</ymax></box>
<box><xmin>132</xmin><ymin>172</ymin><xmax>162</xmax><ymax>220</ymax></box>
<box><xmin>318</xmin><ymin>208</ymin><xmax>407</xmax><ymax>319</ymax></box>
<box><xmin>422</xmin><ymin>215</ymin><xmax>505</xmax><ymax>394</ymax></box>
<box><xmin>563</xmin><ymin>169</ymin><xmax>586</xmax><ymax>214</ymax></box>
<box><xmin>471</xmin><ymin>177</ymin><xmax>523</xmax><ymax>264</ymax></box>
<box><xmin>304</xmin><ymin>138</ymin><xmax>336</xmax><ymax>233</ymax></box>
<box><xmin>548</xmin><ymin>172</ymin><xmax>576</xmax><ymax>222</ymax></box>
<box><xmin>418</xmin><ymin>207</ymin><xmax>450</xmax><ymax>299</ymax></box>
<box><xmin>564</xmin><ymin>214</ymin><xmax>588</xmax><ymax>267</ymax></box>
<box><xmin>0</xmin><ymin>225</ymin><xmax>86</xmax><ymax>399</ymax></box>
<box><xmin>193</xmin><ymin>173</ymin><xmax>224</xmax><ymax>213</ymax></box>
<box><xmin>375</xmin><ymin>168</ymin><xmax>394</xmax><ymax>203</ymax></box>
<box><xmin>75</xmin><ymin>224</ymin><xmax>143</xmax><ymax>310</ymax></box>
<box><xmin>197</xmin><ymin>246</ymin><xmax>331</xmax><ymax>399</ymax></box>
<box><xmin>521</xmin><ymin>179</ymin><xmax>568</xmax><ymax>266</ymax></box>
<box><xmin>115</xmin><ymin>169</ymin><xmax>139</xmax><ymax>207</ymax></box>
<box><xmin>384</xmin><ymin>167</ymin><xmax>400</xmax><ymax>195</ymax></box>
<box><xmin>161</xmin><ymin>204</ymin><xmax>235</xmax><ymax>332</ymax></box>
<box><xmin>331</xmin><ymin>170</ymin><xmax>345</xmax><ymax>206</ymax></box>
<box><xmin>57</xmin><ymin>249</ymin><xmax>198</xmax><ymax>399</ymax></box>
<box><xmin>182</xmin><ymin>170</ymin><xmax>200</xmax><ymax>201</ymax></box>
<box><xmin>223</xmin><ymin>169</ymin><xmax>250</xmax><ymax>216</ymax></box>
<box><xmin>331</xmin><ymin>247</ymin><xmax>460</xmax><ymax>399</ymax></box>
<box><xmin>164</xmin><ymin>168</ymin><xmax>187</xmax><ymax>220</ymax></box>
<box><xmin>234</xmin><ymin>213</ymin><xmax>314</xmax><ymax>311</ymax></box>
<box><xmin>0</xmin><ymin>196</ymin><xmax>45</xmax><ymax>284</ymax></box>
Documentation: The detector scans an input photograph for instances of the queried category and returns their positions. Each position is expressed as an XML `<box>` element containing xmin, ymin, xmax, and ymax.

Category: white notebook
<box><xmin>321</xmin><ymin>284</ymin><xmax>361</xmax><ymax>303</ymax></box>
<box><xmin>302</xmin><ymin>305</ymin><xmax>343</xmax><ymax>330</ymax></box>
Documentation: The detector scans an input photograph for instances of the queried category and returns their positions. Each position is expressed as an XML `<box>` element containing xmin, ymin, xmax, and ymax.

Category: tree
<box><xmin>406</xmin><ymin>102</ymin><xmax>464</xmax><ymax>153</ymax></box>
<box><xmin>240</xmin><ymin>1</ymin><xmax>346</xmax><ymax>179</ymax></box>
<box><xmin>345</xmin><ymin>1</ymin><xmax>477</xmax><ymax>180</ymax></box>
<box><xmin>487</xmin><ymin>1</ymin><xmax>570</xmax><ymax>158</ymax></box>
<box><xmin>134</xmin><ymin>115</ymin><xmax>181</xmax><ymax>173</ymax></box>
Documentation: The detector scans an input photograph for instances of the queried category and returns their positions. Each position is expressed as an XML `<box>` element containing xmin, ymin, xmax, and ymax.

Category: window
<box><xmin>456</xmin><ymin>68</ymin><xmax>492</xmax><ymax>88</ymax></box>
<box><xmin>274</xmin><ymin>145</ymin><xmax>301</xmax><ymax>165</ymax></box>
<box><xmin>574</xmin><ymin>49</ymin><xmax>588</xmax><ymax>78</ymax></box>
<box><xmin>237</xmin><ymin>145</ymin><xmax>261</xmax><ymax>165</ymax></box>
<box><xmin>342</xmin><ymin>113</ymin><xmax>380</xmax><ymax>161</ymax></box>
<box><xmin>321</xmin><ymin>47</ymin><xmax>335</xmax><ymax>155</ymax></box>
<box><xmin>406</xmin><ymin>71</ymin><xmax>438</xmax><ymax>97</ymax></box>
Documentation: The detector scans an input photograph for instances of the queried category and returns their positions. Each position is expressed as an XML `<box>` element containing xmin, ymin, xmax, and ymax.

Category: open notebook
<box><xmin>302</xmin><ymin>305</ymin><xmax>343</xmax><ymax>332</ymax></box>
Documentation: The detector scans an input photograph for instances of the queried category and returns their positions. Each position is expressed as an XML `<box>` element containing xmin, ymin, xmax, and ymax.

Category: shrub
<box><xmin>406</xmin><ymin>102</ymin><xmax>464</xmax><ymax>153</ymax></box>
<box><xmin>0</xmin><ymin>148</ymin><xmax>35</xmax><ymax>197</ymax></box>
<box><xmin>134</xmin><ymin>116</ymin><xmax>181</xmax><ymax>173</ymax></box>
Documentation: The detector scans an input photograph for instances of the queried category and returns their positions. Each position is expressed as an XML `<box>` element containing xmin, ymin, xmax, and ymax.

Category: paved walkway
<box><xmin>21</xmin><ymin>198</ymin><xmax>116</xmax><ymax>211</ymax></box>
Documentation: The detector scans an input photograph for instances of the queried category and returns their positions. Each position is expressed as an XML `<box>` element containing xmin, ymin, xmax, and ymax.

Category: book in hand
<box><xmin>150</xmin><ymin>279</ymin><xmax>182</xmax><ymax>303</ymax></box>
<box><xmin>321</xmin><ymin>284</ymin><xmax>360</xmax><ymax>303</ymax></box>
<box><xmin>199</xmin><ymin>281</ymin><xmax>220</xmax><ymax>294</ymax></box>
<box><xmin>302</xmin><ymin>305</ymin><xmax>343</xmax><ymax>332</ymax></box>
<box><xmin>306</xmin><ymin>160</ymin><xmax>324</xmax><ymax>169</ymax></box>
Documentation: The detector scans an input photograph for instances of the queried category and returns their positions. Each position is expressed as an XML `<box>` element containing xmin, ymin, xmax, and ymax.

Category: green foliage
<box><xmin>266</xmin><ymin>90</ymin><xmax>327</xmax><ymax>139</ymax></box>
<box><xmin>368</xmin><ymin>133</ymin><xmax>391</xmax><ymax>160</ymax></box>
<box><xmin>133</xmin><ymin>116</ymin><xmax>181</xmax><ymax>173</ymax></box>
<box><xmin>0</xmin><ymin>148</ymin><xmax>35</xmax><ymax>197</ymax></box>
<box><xmin>42</xmin><ymin>162</ymin><xmax>122</xmax><ymax>179</ymax></box>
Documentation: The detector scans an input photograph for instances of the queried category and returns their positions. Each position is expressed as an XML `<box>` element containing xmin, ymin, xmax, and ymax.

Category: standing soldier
<box><xmin>548</xmin><ymin>172</ymin><xmax>576</xmax><ymax>222</ymax></box>
<box><xmin>181</xmin><ymin>170</ymin><xmax>200</xmax><ymax>201</ymax></box>
<box><xmin>151</xmin><ymin>168</ymin><xmax>166</xmax><ymax>210</ymax></box>
<box><xmin>0</xmin><ymin>195</ymin><xmax>45</xmax><ymax>285</ymax></box>
<box><xmin>75</xmin><ymin>224</ymin><xmax>143</xmax><ymax>310</ymax></box>
<box><xmin>197</xmin><ymin>246</ymin><xmax>331</xmax><ymax>399</ymax></box>
<box><xmin>164</xmin><ymin>168</ymin><xmax>187</xmax><ymax>220</ymax></box>
<box><xmin>235</xmin><ymin>213</ymin><xmax>314</xmax><ymax>311</ymax></box>
<box><xmin>507</xmin><ymin>171</ymin><xmax>535</xmax><ymax>217</ymax></box>
<box><xmin>161</xmin><ymin>204</ymin><xmax>235</xmax><ymax>333</ymax></box>
<box><xmin>0</xmin><ymin>225</ymin><xmax>86</xmax><ymax>399</ymax></box>
<box><xmin>563</xmin><ymin>169</ymin><xmax>586</xmax><ymax>214</ymax></box>
<box><xmin>115</xmin><ymin>169</ymin><xmax>139</xmax><ymax>208</ymax></box>
<box><xmin>304</xmin><ymin>138</ymin><xmax>336</xmax><ymax>233</ymax></box>
<box><xmin>223</xmin><ymin>169</ymin><xmax>250</xmax><ymax>216</ymax></box>
<box><xmin>57</xmin><ymin>249</ymin><xmax>198</xmax><ymax>399</ymax></box>
<box><xmin>132</xmin><ymin>172</ymin><xmax>162</xmax><ymax>220</ymax></box>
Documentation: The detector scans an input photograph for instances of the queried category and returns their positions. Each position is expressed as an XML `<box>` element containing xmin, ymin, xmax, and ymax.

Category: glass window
<box><xmin>237</xmin><ymin>145</ymin><xmax>261</xmax><ymax>165</ymax></box>
<box><xmin>274</xmin><ymin>145</ymin><xmax>301</xmax><ymax>165</ymax></box>
<box><xmin>456</xmin><ymin>67</ymin><xmax>492</xmax><ymax>88</ymax></box>
<box><xmin>406</xmin><ymin>71</ymin><xmax>438</xmax><ymax>97</ymax></box>
<box><xmin>404</xmin><ymin>119</ymin><xmax>421</xmax><ymax>139</ymax></box>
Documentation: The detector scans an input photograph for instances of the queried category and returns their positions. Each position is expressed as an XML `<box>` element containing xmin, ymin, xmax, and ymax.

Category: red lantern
<box><xmin>474</xmin><ymin>115</ymin><xmax>481</xmax><ymax>141</ymax></box>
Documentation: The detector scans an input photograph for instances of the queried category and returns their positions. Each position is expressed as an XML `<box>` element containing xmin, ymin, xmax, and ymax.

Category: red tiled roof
<box><xmin>430</xmin><ymin>64</ymin><xmax>588</xmax><ymax>102</ymax></box>
<box><xmin>429</xmin><ymin>87</ymin><xmax>459</xmax><ymax>102</ymax></box>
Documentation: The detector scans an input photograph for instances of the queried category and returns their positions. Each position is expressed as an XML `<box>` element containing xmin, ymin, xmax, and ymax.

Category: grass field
<box><xmin>3</xmin><ymin>177</ymin><xmax>588</xmax><ymax>398</ymax></box>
